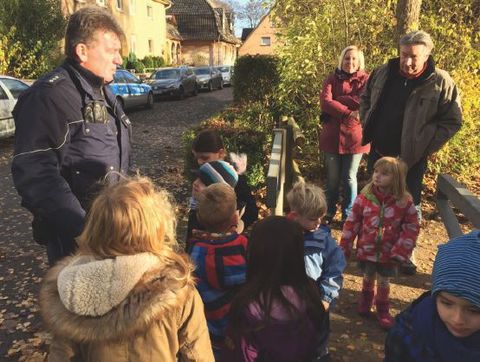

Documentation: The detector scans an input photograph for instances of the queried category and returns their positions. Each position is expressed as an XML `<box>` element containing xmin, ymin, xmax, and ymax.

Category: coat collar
<box><xmin>40</xmin><ymin>253</ymin><xmax>195</xmax><ymax>342</ymax></box>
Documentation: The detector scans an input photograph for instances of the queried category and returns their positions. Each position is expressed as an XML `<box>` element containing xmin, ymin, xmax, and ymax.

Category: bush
<box><xmin>232</xmin><ymin>55</ymin><xmax>280</xmax><ymax>103</ymax></box>
<box><xmin>269</xmin><ymin>0</ymin><xmax>480</xmax><ymax>187</ymax></box>
<box><xmin>182</xmin><ymin>115</ymin><xmax>270</xmax><ymax>187</ymax></box>
<box><xmin>133</xmin><ymin>60</ymin><xmax>145</xmax><ymax>73</ymax></box>
<box><xmin>151</xmin><ymin>56</ymin><xmax>165</xmax><ymax>68</ymax></box>
<box><xmin>142</xmin><ymin>55</ymin><xmax>155</xmax><ymax>68</ymax></box>
<box><xmin>123</xmin><ymin>52</ymin><xmax>137</xmax><ymax>70</ymax></box>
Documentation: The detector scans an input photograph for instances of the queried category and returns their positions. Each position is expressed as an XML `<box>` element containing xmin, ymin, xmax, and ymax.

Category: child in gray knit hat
<box><xmin>384</xmin><ymin>230</ymin><xmax>480</xmax><ymax>362</ymax></box>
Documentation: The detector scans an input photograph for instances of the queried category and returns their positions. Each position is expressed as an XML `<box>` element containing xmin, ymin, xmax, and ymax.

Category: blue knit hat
<box><xmin>197</xmin><ymin>160</ymin><xmax>238</xmax><ymax>188</ymax></box>
<box><xmin>432</xmin><ymin>230</ymin><xmax>480</xmax><ymax>308</ymax></box>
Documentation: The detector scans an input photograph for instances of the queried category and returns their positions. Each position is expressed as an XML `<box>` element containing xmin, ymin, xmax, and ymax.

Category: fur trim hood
<box><xmin>40</xmin><ymin>252</ymin><xmax>195</xmax><ymax>343</ymax></box>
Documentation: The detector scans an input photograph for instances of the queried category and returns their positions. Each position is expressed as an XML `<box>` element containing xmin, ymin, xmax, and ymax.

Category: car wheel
<box><xmin>146</xmin><ymin>92</ymin><xmax>154</xmax><ymax>109</ymax></box>
<box><xmin>177</xmin><ymin>86</ymin><xmax>185</xmax><ymax>100</ymax></box>
<box><xmin>219</xmin><ymin>80</ymin><xmax>224</xmax><ymax>89</ymax></box>
<box><xmin>192</xmin><ymin>84</ymin><xmax>198</xmax><ymax>96</ymax></box>
<box><xmin>117</xmin><ymin>96</ymin><xmax>125</xmax><ymax>110</ymax></box>
<box><xmin>208</xmin><ymin>81</ymin><xmax>213</xmax><ymax>92</ymax></box>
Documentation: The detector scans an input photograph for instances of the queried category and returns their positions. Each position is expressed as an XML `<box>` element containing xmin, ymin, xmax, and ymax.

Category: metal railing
<box><xmin>436</xmin><ymin>173</ymin><xmax>480</xmax><ymax>238</ymax></box>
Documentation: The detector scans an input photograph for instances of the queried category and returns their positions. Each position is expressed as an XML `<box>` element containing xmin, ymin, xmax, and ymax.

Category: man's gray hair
<box><xmin>65</xmin><ymin>6</ymin><xmax>125</xmax><ymax>59</ymax></box>
<box><xmin>399</xmin><ymin>30</ymin><xmax>434</xmax><ymax>54</ymax></box>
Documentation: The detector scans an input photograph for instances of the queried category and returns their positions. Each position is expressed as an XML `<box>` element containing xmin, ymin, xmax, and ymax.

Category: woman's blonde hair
<box><xmin>337</xmin><ymin>45</ymin><xmax>365</xmax><ymax>71</ymax></box>
<box><xmin>77</xmin><ymin>176</ymin><xmax>178</xmax><ymax>259</ymax></box>
<box><xmin>362</xmin><ymin>157</ymin><xmax>410</xmax><ymax>201</ymax></box>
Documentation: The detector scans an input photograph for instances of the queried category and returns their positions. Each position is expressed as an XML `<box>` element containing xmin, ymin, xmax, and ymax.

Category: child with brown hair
<box><xmin>40</xmin><ymin>176</ymin><xmax>214</xmax><ymax>361</ymax></box>
<box><xmin>222</xmin><ymin>216</ymin><xmax>329</xmax><ymax>361</ymax></box>
<box><xmin>340</xmin><ymin>157</ymin><xmax>420</xmax><ymax>329</ymax></box>
<box><xmin>190</xmin><ymin>129</ymin><xmax>258</xmax><ymax>227</ymax></box>
<box><xmin>189</xmin><ymin>183</ymin><xmax>249</xmax><ymax>357</ymax></box>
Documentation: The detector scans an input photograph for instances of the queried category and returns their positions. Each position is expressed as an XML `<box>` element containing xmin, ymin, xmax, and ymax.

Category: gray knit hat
<box><xmin>432</xmin><ymin>230</ymin><xmax>480</xmax><ymax>308</ymax></box>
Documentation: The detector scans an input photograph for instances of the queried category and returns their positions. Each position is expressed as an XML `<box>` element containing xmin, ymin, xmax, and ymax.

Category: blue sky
<box><xmin>232</xmin><ymin>0</ymin><xmax>250</xmax><ymax>37</ymax></box>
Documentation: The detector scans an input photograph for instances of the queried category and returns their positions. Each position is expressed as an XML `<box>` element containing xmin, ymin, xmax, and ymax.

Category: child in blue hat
<box><xmin>384</xmin><ymin>230</ymin><xmax>480</xmax><ymax>361</ymax></box>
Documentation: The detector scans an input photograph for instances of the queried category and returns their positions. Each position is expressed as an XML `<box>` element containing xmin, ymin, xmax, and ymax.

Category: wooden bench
<box><xmin>436</xmin><ymin>173</ymin><xmax>480</xmax><ymax>237</ymax></box>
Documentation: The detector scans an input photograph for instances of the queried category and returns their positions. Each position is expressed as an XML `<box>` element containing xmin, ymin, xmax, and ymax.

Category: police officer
<box><xmin>11</xmin><ymin>7</ymin><xmax>131</xmax><ymax>265</ymax></box>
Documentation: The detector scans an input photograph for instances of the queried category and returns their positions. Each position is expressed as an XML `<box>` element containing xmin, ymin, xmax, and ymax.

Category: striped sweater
<box><xmin>189</xmin><ymin>231</ymin><xmax>248</xmax><ymax>345</ymax></box>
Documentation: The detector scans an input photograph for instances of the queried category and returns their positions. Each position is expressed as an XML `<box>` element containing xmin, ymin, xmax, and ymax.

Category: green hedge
<box><xmin>232</xmin><ymin>55</ymin><xmax>280</xmax><ymax>103</ymax></box>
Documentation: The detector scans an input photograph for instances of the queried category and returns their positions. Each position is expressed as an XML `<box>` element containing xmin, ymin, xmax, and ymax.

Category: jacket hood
<box><xmin>57</xmin><ymin>253</ymin><xmax>161</xmax><ymax>316</ymax></box>
<box><xmin>40</xmin><ymin>252</ymin><xmax>195</xmax><ymax>342</ymax></box>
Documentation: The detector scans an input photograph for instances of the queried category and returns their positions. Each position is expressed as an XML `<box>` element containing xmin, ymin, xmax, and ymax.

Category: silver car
<box><xmin>193</xmin><ymin>67</ymin><xmax>223</xmax><ymax>91</ymax></box>
<box><xmin>0</xmin><ymin>76</ymin><xmax>30</xmax><ymax>139</ymax></box>
<box><xmin>215</xmin><ymin>65</ymin><xmax>233</xmax><ymax>86</ymax></box>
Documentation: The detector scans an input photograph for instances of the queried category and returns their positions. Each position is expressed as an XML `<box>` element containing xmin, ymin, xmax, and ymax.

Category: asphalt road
<box><xmin>0</xmin><ymin>87</ymin><xmax>233</xmax><ymax>361</ymax></box>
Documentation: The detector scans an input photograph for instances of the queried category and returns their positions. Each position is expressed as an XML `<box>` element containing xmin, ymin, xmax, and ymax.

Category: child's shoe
<box><xmin>375</xmin><ymin>300</ymin><xmax>395</xmax><ymax>329</ymax></box>
<box><xmin>357</xmin><ymin>289</ymin><xmax>374</xmax><ymax>316</ymax></box>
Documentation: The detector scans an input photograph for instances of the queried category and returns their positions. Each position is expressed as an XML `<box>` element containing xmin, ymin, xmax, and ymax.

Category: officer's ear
<box><xmin>75</xmin><ymin>43</ymin><xmax>89</xmax><ymax>64</ymax></box>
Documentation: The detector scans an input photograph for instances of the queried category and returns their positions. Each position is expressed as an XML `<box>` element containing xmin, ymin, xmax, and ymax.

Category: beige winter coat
<box><xmin>40</xmin><ymin>252</ymin><xmax>214</xmax><ymax>361</ymax></box>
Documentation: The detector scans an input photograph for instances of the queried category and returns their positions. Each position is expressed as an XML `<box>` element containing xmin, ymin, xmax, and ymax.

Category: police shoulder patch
<box><xmin>44</xmin><ymin>73</ymin><xmax>66</xmax><ymax>86</ymax></box>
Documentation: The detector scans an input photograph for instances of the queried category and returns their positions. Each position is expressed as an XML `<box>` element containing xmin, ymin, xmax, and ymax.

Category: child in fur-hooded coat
<box><xmin>40</xmin><ymin>177</ymin><xmax>214</xmax><ymax>361</ymax></box>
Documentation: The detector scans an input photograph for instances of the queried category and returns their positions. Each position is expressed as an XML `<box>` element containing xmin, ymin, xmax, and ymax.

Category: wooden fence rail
<box><xmin>266</xmin><ymin>117</ymin><xmax>305</xmax><ymax>215</ymax></box>
<box><xmin>436</xmin><ymin>173</ymin><xmax>480</xmax><ymax>238</ymax></box>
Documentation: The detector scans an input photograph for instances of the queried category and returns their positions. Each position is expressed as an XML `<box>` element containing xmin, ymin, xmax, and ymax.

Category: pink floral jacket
<box><xmin>340</xmin><ymin>187</ymin><xmax>420</xmax><ymax>264</ymax></box>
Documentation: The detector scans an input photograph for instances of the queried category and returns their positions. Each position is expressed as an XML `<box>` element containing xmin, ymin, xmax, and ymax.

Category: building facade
<box><xmin>239</xmin><ymin>12</ymin><xmax>279</xmax><ymax>57</ymax></box>
<box><xmin>61</xmin><ymin>0</ymin><xmax>171</xmax><ymax>60</ymax></box>
<box><xmin>167</xmin><ymin>0</ymin><xmax>239</xmax><ymax>66</ymax></box>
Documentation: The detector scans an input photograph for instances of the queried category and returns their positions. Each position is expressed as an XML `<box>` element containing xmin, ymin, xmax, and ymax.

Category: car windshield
<box><xmin>152</xmin><ymin>69</ymin><xmax>180</xmax><ymax>80</ymax></box>
<box><xmin>218</xmin><ymin>67</ymin><xmax>230</xmax><ymax>72</ymax></box>
<box><xmin>193</xmin><ymin>68</ymin><xmax>210</xmax><ymax>75</ymax></box>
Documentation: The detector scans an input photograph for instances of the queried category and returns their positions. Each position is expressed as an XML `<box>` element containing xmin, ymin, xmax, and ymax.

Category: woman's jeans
<box><xmin>324</xmin><ymin>152</ymin><xmax>363</xmax><ymax>220</ymax></box>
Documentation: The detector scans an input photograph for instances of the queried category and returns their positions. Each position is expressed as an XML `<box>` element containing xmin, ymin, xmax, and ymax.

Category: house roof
<box><xmin>167</xmin><ymin>23</ymin><xmax>183</xmax><ymax>40</ymax></box>
<box><xmin>167</xmin><ymin>0</ymin><xmax>239</xmax><ymax>44</ymax></box>
<box><xmin>241</xmin><ymin>28</ymin><xmax>253</xmax><ymax>41</ymax></box>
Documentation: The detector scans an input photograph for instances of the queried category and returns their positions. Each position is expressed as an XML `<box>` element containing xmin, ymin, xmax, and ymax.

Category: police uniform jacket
<box><xmin>11</xmin><ymin>58</ymin><xmax>131</xmax><ymax>247</ymax></box>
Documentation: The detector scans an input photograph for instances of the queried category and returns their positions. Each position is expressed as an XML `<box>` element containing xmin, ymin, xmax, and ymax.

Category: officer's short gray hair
<box><xmin>399</xmin><ymin>30</ymin><xmax>434</xmax><ymax>55</ymax></box>
<box><xmin>65</xmin><ymin>6</ymin><xmax>125</xmax><ymax>59</ymax></box>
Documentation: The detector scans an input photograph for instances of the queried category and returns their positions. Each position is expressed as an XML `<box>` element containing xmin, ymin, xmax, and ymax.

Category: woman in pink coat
<box><xmin>319</xmin><ymin>46</ymin><xmax>370</xmax><ymax>224</ymax></box>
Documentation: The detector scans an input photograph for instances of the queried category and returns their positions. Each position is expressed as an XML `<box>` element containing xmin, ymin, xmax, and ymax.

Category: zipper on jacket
<box><xmin>375</xmin><ymin>203</ymin><xmax>385</xmax><ymax>263</ymax></box>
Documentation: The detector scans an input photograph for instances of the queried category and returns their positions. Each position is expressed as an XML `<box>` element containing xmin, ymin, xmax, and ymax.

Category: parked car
<box><xmin>146</xmin><ymin>66</ymin><xmax>197</xmax><ymax>99</ymax></box>
<box><xmin>109</xmin><ymin>69</ymin><xmax>154</xmax><ymax>110</ymax></box>
<box><xmin>215</xmin><ymin>65</ymin><xmax>233</xmax><ymax>86</ymax></box>
<box><xmin>0</xmin><ymin>75</ymin><xmax>30</xmax><ymax>139</ymax></box>
<box><xmin>193</xmin><ymin>67</ymin><xmax>223</xmax><ymax>91</ymax></box>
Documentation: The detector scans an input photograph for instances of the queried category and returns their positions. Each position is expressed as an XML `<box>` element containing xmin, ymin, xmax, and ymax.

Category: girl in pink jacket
<box><xmin>340</xmin><ymin>157</ymin><xmax>420</xmax><ymax>329</ymax></box>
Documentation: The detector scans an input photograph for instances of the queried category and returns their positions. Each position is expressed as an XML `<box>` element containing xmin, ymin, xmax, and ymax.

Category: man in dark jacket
<box><xmin>360</xmin><ymin>30</ymin><xmax>462</xmax><ymax>274</ymax></box>
<box><xmin>11</xmin><ymin>7</ymin><xmax>131</xmax><ymax>265</ymax></box>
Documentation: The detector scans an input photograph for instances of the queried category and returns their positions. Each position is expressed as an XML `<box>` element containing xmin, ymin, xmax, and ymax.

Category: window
<box><xmin>129</xmin><ymin>0</ymin><xmax>136</xmax><ymax>15</ymax></box>
<box><xmin>96</xmin><ymin>0</ymin><xmax>106</xmax><ymax>6</ymax></box>
<box><xmin>148</xmin><ymin>39</ymin><xmax>153</xmax><ymax>53</ymax></box>
<box><xmin>260</xmin><ymin>37</ymin><xmax>271</xmax><ymax>46</ymax></box>
<box><xmin>147</xmin><ymin>5</ymin><xmax>153</xmax><ymax>19</ymax></box>
<box><xmin>130</xmin><ymin>35</ymin><xmax>136</xmax><ymax>54</ymax></box>
<box><xmin>116</xmin><ymin>0</ymin><xmax>123</xmax><ymax>11</ymax></box>
<box><xmin>114</xmin><ymin>72</ymin><xmax>126</xmax><ymax>83</ymax></box>
<box><xmin>122</xmin><ymin>71</ymin><xmax>140</xmax><ymax>84</ymax></box>
<box><xmin>1</xmin><ymin>79</ymin><xmax>29</xmax><ymax>99</ymax></box>
<box><xmin>0</xmin><ymin>86</ymin><xmax>8</xmax><ymax>100</ymax></box>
